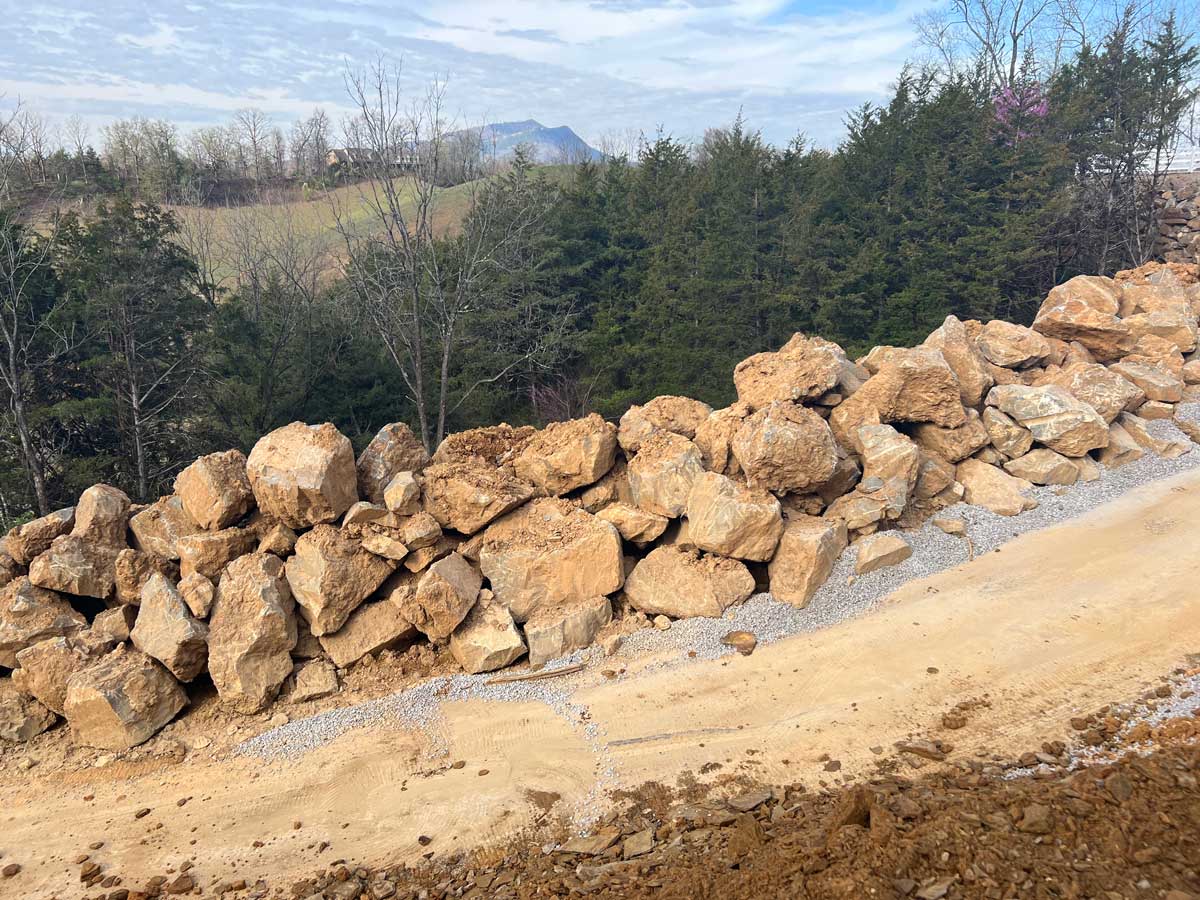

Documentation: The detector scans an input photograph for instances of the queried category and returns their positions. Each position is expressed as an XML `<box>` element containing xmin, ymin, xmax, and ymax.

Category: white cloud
<box><xmin>115</xmin><ymin>21</ymin><xmax>188</xmax><ymax>54</ymax></box>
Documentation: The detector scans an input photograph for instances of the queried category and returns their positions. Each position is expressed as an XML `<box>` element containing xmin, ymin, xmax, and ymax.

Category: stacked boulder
<box><xmin>2</xmin><ymin>264</ymin><xmax>1200</xmax><ymax>751</ymax></box>
<box><xmin>1154</xmin><ymin>178</ymin><xmax>1200</xmax><ymax>264</ymax></box>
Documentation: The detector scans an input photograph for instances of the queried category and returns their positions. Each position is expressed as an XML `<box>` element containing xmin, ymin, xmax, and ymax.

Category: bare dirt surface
<box><xmin>4</xmin><ymin>470</ymin><xmax>1200</xmax><ymax>898</ymax></box>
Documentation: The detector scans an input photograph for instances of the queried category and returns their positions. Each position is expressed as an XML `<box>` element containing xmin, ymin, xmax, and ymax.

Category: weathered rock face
<box><xmin>174</xmin><ymin>450</ymin><xmax>255</xmax><ymax>530</ymax></box>
<box><xmin>72</xmin><ymin>484</ymin><xmax>131</xmax><ymax>545</ymax></box>
<box><xmin>1108</xmin><ymin>360</ymin><xmax>1186</xmax><ymax>403</ymax></box>
<box><xmin>692</xmin><ymin>403</ymin><xmax>753</xmax><ymax>476</ymax></box>
<box><xmin>421</xmin><ymin>461</ymin><xmax>536</xmax><ymax>535</ymax></box>
<box><xmin>684</xmin><ymin>472</ymin><xmax>783</xmax><ymax>561</ymax></box>
<box><xmin>63</xmin><ymin>647</ymin><xmax>186</xmax><ymax>750</ymax></box>
<box><xmin>1096</xmin><ymin>421</ymin><xmax>1145</xmax><ymax>467</ymax></box>
<box><xmin>577</xmin><ymin>457</ymin><xmax>635</xmax><ymax>513</ymax></box>
<box><xmin>911</xmin><ymin>409</ymin><xmax>990</xmax><ymax>463</ymax></box>
<box><xmin>0</xmin><ymin>685</ymin><xmax>56</xmax><ymax>742</ymax></box>
<box><xmin>1123</xmin><ymin>309</ymin><xmax>1198</xmax><ymax>353</ymax></box>
<box><xmin>856</xmin><ymin>424</ymin><xmax>922</xmax><ymax>522</ymax></box>
<box><xmin>356</xmin><ymin>422</ymin><xmax>430</xmax><ymax>505</ymax></box>
<box><xmin>28</xmin><ymin>536</ymin><xmax>121</xmax><ymax>600</ymax></box>
<box><xmin>177</xmin><ymin>527</ymin><xmax>256</xmax><ymax>582</ymax></box>
<box><xmin>512</xmin><ymin>414</ymin><xmax>618</xmax><ymax>497</ymax></box>
<box><xmin>623</xmin><ymin>546</ymin><xmax>754</xmax><ymax>619</ymax></box>
<box><xmin>478</xmin><ymin>500</ymin><xmax>623</xmax><ymax>622</ymax></box>
<box><xmin>1003</xmin><ymin>449</ymin><xmax>1079</xmax><ymax>485</ymax></box>
<box><xmin>291</xmin><ymin>660</ymin><xmax>339</xmax><ymax>702</ymax></box>
<box><xmin>923</xmin><ymin>315</ymin><xmax>994</xmax><ymax>407</ymax></box>
<box><xmin>129</xmin><ymin>496</ymin><xmax>200</xmax><ymax>560</ymax></box>
<box><xmin>914</xmin><ymin>451</ymin><xmax>957</xmax><ymax>500</ymax></box>
<box><xmin>766</xmin><ymin>515</ymin><xmax>847</xmax><ymax>608</ymax></box>
<box><xmin>114</xmin><ymin>548</ymin><xmax>178</xmax><ymax>606</ymax></box>
<box><xmin>382</xmin><ymin>473</ymin><xmax>421</xmax><ymax>516</ymax></box>
<box><xmin>1118</xmin><ymin>412</ymin><xmax>1191</xmax><ymax>459</ymax></box>
<box><xmin>976</xmin><ymin>320</ymin><xmax>1053</xmax><ymax>369</ymax></box>
<box><xmin>207</xmin><ymin>553</ymin><xmax>297</xmax><ymax>714</ymax></box>
<box><xmin>594</xmin><ymin>503</ymin><xmax>670</xmax><ymax>544</ymax></box>
<box><xmin>982</xmin><ymin>407</ymin><xmax>1034</xmax><ymax>459</ymax></box>
<box><xmin>12</xmin><ymin>634</ymin><xmax>103</xmax><ymax>713</ymax></box>
<box><xmin>318</xmin><ymin>600</ymin><xmax>417</xmax><ymax>667</ymax></box>
<box><xmin>131</xmin><ymin>574</ymin><xmax>209</xmax><ymax>681</ymax></box>
<box><xmin>627</xmin><ymin>432</ymin><xmax>705</xmax><ymax>518</ymax></box>
<box><xmin>4</xmin><ymin>507</ymin><xmax>75</xmax><ymax>566</ymax></box>
<box><xmin>0</xmin><ymin>549</ymin><xmax>18</xmax><ymax>590</ymax></box>
<box><xmin>733</xmin><ymin>334</ymin><xmax>846</xmax><ymax>409</ymax></box>
<box><xmin>847</xmin><ymin>349</ymin><xmax>967</xmax><ymax>428</ymax></box>
<box><xmin>524</xmin><ymin>596</ymin><xmax>612</xmax><ymax>667</ymax></box>
<box><xmin>178</xmin><ymin>573</ymin><xmax>215</xmax><ymax>619</ymax></box>
<box><xmin>854</xmin><ymin>532</ymin><xmax>912</xmax><ymax>574</ymax></box>
<box><xmin>956</xmin><ymin>458</ymin><xmax>1037</xmax><ymax>516</ymax></box>
<box><xmin>1046</xmin><ymin>362</ymin><xmax>1144</xmax><ymax>423</ymax></box>
<box><xmin>93</xmin><ymin>606</ymin><xmax>136</xmax><ymax>643</ymax></box>
<box><xmin>617</xmin><ymin>396</ymin><xmax>713</xmax><ymax>452</ymax></box>
<box><xmin>449</xmin><ymin>594</ymin><xmax>526</xmax><ymax>674</ymax></box>
<box><xmin>1032</xmin><ymin>276</ymin><xmax>1135</xmax><ymax>361</ymax></box>
<box><xmin>397</xmin><ymin>552</ymin><xmax>481</xmax><ymax>641</ymax></box>
<box><xmin>732</xmin><ymin>402</ymin><xmax>839</xmax><ymax>494</ymax></box>
<box><xmin>985</xmin><ymin>384</ymin><xmax>1109</xmax><ymax>457</ymax></box>
<box><xmin>0</xmin><ymin>577</ymin><xmax>87</xmax><ymax>667</ymax></box>
<box><xmin>247</xmin><ymin>422</ymin><xmax>359</xmax><ymax>528</ymax></box>
<box><xmin>432</xmin><ymin>424</ymin><xmax>536</xmax><ymax>467</ymax></box>
<box><xmin>284</xmin><ymin>525</ymin><xmax>394</xmax><ymax>636</ymax></box>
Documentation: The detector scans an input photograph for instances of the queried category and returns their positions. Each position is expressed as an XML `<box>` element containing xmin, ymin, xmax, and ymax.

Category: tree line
<box><xmin>0</xmin><ymin>3</ymin><xmax>1196</xmax><ymax>523</ymax></box>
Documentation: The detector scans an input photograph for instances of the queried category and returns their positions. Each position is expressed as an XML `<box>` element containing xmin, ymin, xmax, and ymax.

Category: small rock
<box><xmin>720</xmin><ymin>630</ymin><xmax>757</xmax><ymax>656</ymax></box>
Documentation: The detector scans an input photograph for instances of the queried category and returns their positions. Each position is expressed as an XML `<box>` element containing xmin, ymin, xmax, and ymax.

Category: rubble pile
<box><xmin>2</xmin><ymin>263</ymin><xmax>1200</xmax><ymax>750</ymax></box>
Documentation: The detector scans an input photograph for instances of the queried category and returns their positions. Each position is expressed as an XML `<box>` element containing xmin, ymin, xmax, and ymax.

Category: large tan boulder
<box><xmin>733</xmin><ymin>334</ymin><xmax>846</xmax><ymax>409</ymax></box>
<box><xmin>174</xmin><ymin>450</ymin><xmax>255</xmax><ymax>530</ymax></box>
<box><xmin>512</xmin><ymin>413</ymin><xmax>618</xmax><ymax>496</ymax></box>
<box><xmin>1123</xmin><ymin>310</ymin><xmax>1198</xmax><ymax>354</ymax></box>
<box><xmin>477</xmin><ymin>500</ymin><xmax>623</xmax><ymax>622</ymax></box>
<box><xmin>0</xmin><ymin>684</ymin><xmax>56</xmax><ymax>742</ymax></box>
<box><xmin>524</xmin><ymin>595</ymin><xmax>612</xmax><ymax>667</ymax></box>
<box><xmin>0</xmin><ymin>577</ymin><xmax>86</xmax><ymax>667</ymax></box>
<box><xmin>617</xmin><ymin>396</ymin><xmax>713</xmax><ymax>452</ymax></box>
<box><xmin>1109</xmin><ymin>360</ymin><xmax>1185</xmax><ymax>403</ymax></box>
<box><xmin>577</xmin><ymin>457</ymin><xmax>634</xmax><ymax>513</ymax></box>
<box><xmin>1117</xmin><ymin>412</ymin><xmax>1191</xmax><ymax>459</ymax></box>
<box><xmin>1096</xmin><ymin>421</ymin><xmax>1145</xmax><ymax>467</ymax></box>
<box><xmin>1182</xmin><ymin>359</ymin><xmax>1200</xmax><ymax>385</ymax></box>
<box><xmin>1003</xmin><ymin>449</ymin><xmax>1079</xmax><ymax>485</ymax></box>
<box><xmin>398</xmin><ymin>552</ymin><xmax>481</xmax><ymax>641</ymax></box>
<box><xmin>92</xmin><ymin>606</ymin><xmax>136</xmax><ymax>643</ymax></box>
<box><xmin>63</xmin><ymin>647</ymin><xmax>186</xmax><ymax>750</ymax></box>
<box><xmin>684</xmin><ymin>472</ymin><xmax>783</xmax><ymax>561</ymax></box>
<box><xmin>72</xmin><ymin>484</ymin><xmax>131</xmax><ymax>545</ymax></box>
<box><xmin>914</xmin><ymin>451</ymin><xmax>957</xmax><ymax>500</ymax></box>
<box><xmin>356</xmin><ymin>422</ymin><xmax>430</xmax><ymax>504</ymax></box>
<box><xmin>1046</xmin><ymin>362</ymin><xmax>1144</xmax><ymax>423</ymax></box>
<box><xmin>911</xmin><ymin>409</ymin><xmax>990</xmax><ymax>462</ymax></box>
<box><xmin>114</xmin><ymin>548</ymin><xmax>178</xmax><ymax>605</ymax></box>
<box><xmin>285</xmin><ymin>525</ymin><xmax>394</xmax><ymax>636</ymax></box>
<box><xmin>692</xmin><ymin>403</ymin><xmax>753</xmax><ymax>476</ymax></box>
<box><xmin>628</xmin><ymin>432</ymin><xmax>705</xmax><ymax>518</ymax></box>
<box><xmin>846</xmin><ymin>349</ymin><xmax>966</xmax><ymax>428</ymax></box>
<box><xmin>594</xmin><ymin>503</ymin><xmax>669</xmax><ymax>544</ymax></box>
<box><xmin>976</xmin><ymin>320</ymin><xmax>1052</xmax><ymax>369</ymax></box>
<box><xmin>247</xmin><ymin>422</ymin><xmax>359</xmax><ymax>528</ymax></box>
<box><xmin>854</xmin><ymin>532</ymin><xmax>912</xmax><ymax>574</ymax></box>
<box><xmin>857</xmin><ymin>424</ymin><xmax>921</xmax><ymax>521</ymax></box>
<box><xmin>624</xmin><ymin>547</ymin><xmax>754</xmax><ymax>619</ymax></box>
<box><xmin>420</xmin><ymin>461</ymin><xmax>536</xmax><ymax>535</ymax></box>
<box><xmin>12</xmin><ymin>634</ymin><xmax>108</xmax><ymax>714</ymax></box>
<box><xmin>956</xmin><ymin>459</ymin><xmax>1037</xmax><ymax>516</ymax></box>
<box><xmin>318</xmin><ymin>601</ymin><xmax>418</xmax><ymax>667</ymax></box>
<box><xmin>207</xmin><ymin>553</ymin><xmax>297</xmax><ymax>714</ymax></box>
<box><xmin>129</xmin><ymin>496</ymin><xmax>199</xmax><ymax>560</ymax></box>
<box><xmin>985</xmin><ymin>385</ymin><xmax>1109</xmax><ymax>457</ymax></box>
<box><xmin>131</xmin><ymin>574</ymin><xmax>208</xmax><ymax>681</ymax></box>
<box><xmin>1032</xmin><ymin>276</ymin><xmax>1135</xmax><ymax>361</ymax></box>
<box><xmin>982</xmin><ymin>407</ymin><xmax>1033</xmax><ymax>459</ymax></box>
<box><xmin>176</xmin><ymin>527</ymin><xmax>256</xmax><ymax>582</ymax></box>
<box><xmin>178</xmin><ymin>572</ymin><xmax>215</xmax><ymax>619</ymax></box>
<box><xmin>923</xmin><ymin>315</ymin><xmax>994</xmax><ymax>406</ymax></box>
<box><xmin>767</xmin><ymin>515</ymin><xmax>847</xmax><ymax>607</ymax></box>
<box><xmin>28</xmin><ymin>536</ymin><xmax>121</xmax><ymax>599</ymax></box>
<box><xmin>4</xmin><ymin>507</ymin><xmax>74</xmax><ymax>566</ymax></box>
<box><xmin>382</xmin><ymin>472</ymin><xmax>421</xmax><ymax>515</ymax></box>
<box><xmin>732</xmin><ymin>401</ymin><xmax>839</xmax><ymax>493</ymax></box>
<box><xmin>449</xmin><ymin>594</ymin><xmax>526</xmax><ymax>673</ymax></box>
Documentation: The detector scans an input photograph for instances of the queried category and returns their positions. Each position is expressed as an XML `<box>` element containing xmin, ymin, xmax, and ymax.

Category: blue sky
<box><xmin>1</xmin><ymin>0</ymin><xmax>932</xmax><ymax>148</ymax></box>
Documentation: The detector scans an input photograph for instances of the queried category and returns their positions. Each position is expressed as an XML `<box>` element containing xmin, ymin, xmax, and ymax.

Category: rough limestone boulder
<box><xmin>1118</xmin><ymin>412</ymin><xmax>1191</xmax><ymax>459</ymax></box>
<box><xmin>956</xmin><ymin>459</ymin><xmax>1037</xmax><ymax>516</ymax></box>
<box><xmin>1046</xmin><ymin>362</ymin><xmax>1144</xmax><ymax>423</ymax></box>
<box><xmin>12</xmin><ymin>635</ymin><xmax>105</xmax><ymax>714</ymax></box>
<box><xmin>624</xmin><ymin>546</ymin><xmax>754</xmax><ymax>619</ymax></box>
<box><xmin>594</xmin><ymin>503</ymin><xmax>670</xmax><ymax>544</ymax></box>
<box><xmin>291</xmin><ymin>660</ymin><xmax>339</xmax><ymax>702</ymax></box>
<box><xmin>767</xmin><ymin>516</ymin><xmax>847</xmax><ymax>608</ymax></box>
<box><xmin>72</xmin><ymin>484</ymin><xmax>131</xmax><ymax>545</ymax></box>
<box><xmin>113</xmin><ymin>548</ymin><xmax>178</xmax><ymax>606</ymax></box>
<box><xmin>854</xmin><ymin>532</ymin><xmax>912</xmax><ymax>574</ymax></box>
<box><xmin>318</xmin><ymin>600</ymin><xmax>417</xmax><ymax>667</ymax></box>
<box><xmin>911</xmin><ymin>409</ymin><xmax>990</xmax><ymax>463</ymax></box>
<box><xmin>174</xmin><ymin>450</ymin><xmax>255</xmax><ymax>530</ymax></box>
<box><xmin>421</xmin><ymin>461</ymin><xmax>536</xmax><ymax>535</ymax></box>
<box><xmin>63</xmin><ymin>647</ymin><xmax>186</xmax><ymax>750</ymax></box>
<box><xmin>985</xmin><ymin>384</ymin><xmax>1109</xmax><ymax>457</ymax></box>
<box><xmin>512</xmin><ymin>413</ymin><xmax>618</xmax><ymax>496</ymax></box>
<box><xmin>577</xmin><ymin>458</ymin><xmax>635</xmax><ymax>513</ymax></box>
<box><xmin>914</xmin><ymin>451</ymin><xmax>957</xmax><ymax>500</ymax></box>
<box><xmin>432</xmin><ymin>424</ymin><xmax>536</xmax><ymax>467</ymax></box>
<box><xmin>93</xmin><ymin>606</ymin><xmax>136</xmax><ymax>643</ymax></box>
<box><xmin>1096</xmin><ymin>421</ymin><xmax>1146</xmax><ymax>467</ymax></box>
<box><xmin>177</xmin><ymin>527</ymin><xmax>256</xmax><ymax>582</ymax></box>
<box><xmin>207</xmin><ymin>553</ymin><xmax>297</xmax><ymax>714</ymax></box>
<box><xmin>732</xmin><ymin>401</ymin><xmax>839</xmax><ymax>494</ymax></box>
<box><xmin>1122</xmin><ymin>310</ymin><xmax>1198</xmax><ymax>354</ymax></box>
<box><xmin>131</xmin><ymin>574</ymin><xmax>208</xmax><ymax>681</ymax></box>
<box><xmin>617</xmin><ymin>396</ymin><xmax>713</xmax><ymax>453</ymax></box>
<box><xmin>356</xmin><ymin>422</ymin><xmax>430</xmax><ymax>505</ymax></box>
<box><xmin>982</xmin><ymin>407</ymin><xmax>1034</xmax><ymax>459</ymax></box>
<box><xmin>0</xmin><ymin>685</ymin><xmax>56</xmax><ymax>742</ymax></box>
<box><xmin>247</xmin><ymin>422</ymin><xmax>359</xmax><ymax>528</ymax></box>
<box><xmin>692</xmin><ymin>403</ymin><xmax>753</xmax><ymax>476</ymax></box>
<box><xmin>844</xmin><ymin>349</ymin><xmax>966</xmax><ymax>429</ymax></box>
<box><xmin>477</xmin><ymin>500</ymin><xmax>623</xmax><ymax>622</ymax></box>
<box><xmin>382</xmin><ymin>472</ymin><xmax>421</xmax><ymax>516</ymax></box>
<box><xmin>1032</xmin><ymin>276</ymin><xmax>1135</xmax><ymax>361</ymax></box>
<box><xmin>1109</xmin><ymin>360</ymin><xmax>1185</xmax><ymax>403</ymax></box>
<box><xmin>396</xmin><ymin>552</ymin><xmax>481</xmax><ymax>641</ymax></box>
<box><xmin>733</xmin><ymin>333</ymin><xmax>846</xmax><ymax>409</ymax></box>
<box><xmin>1003</xmin><ymin>449</ymin><xmax>1079</xmax><ymax>485</ymax></box>
<box><xmin>0</xmin><ymin>548</ymin><xmax>19</xmax><ymax>590</ymax></box>
<box><xmin>449</xmin><ymin>594</ymin><xmax>526</xmax><ymax>674</ymax></box>
<box><xmin>628</xmin><ymin>432</ymin><xmax>705</xmax><ymax>518</ymax></box>
<box><xmin>856</xmin><ymin>424</ymin><xmax>921</xmax><ymax>521</ymax></box>
<box><xmin>5</xmin><ymin>507</ymin><xmax>75</xmax><ymax>566</ymax></box>
<box><xmin>129</xmin><ymin>496</ymin><xmax>200</xmax><ymax>560</ymax></box>
<box><xmin>0</xmin><ymin>577</ymin><xmax>87</xmax><ymax>667</ymax></box>
<box><xmin>976</xmin><ymin>320</ymin><xmax>1053</xmax><ymax>369</ymax></box>
<box><xmin>28</xmin><ymin>535</ymin><xmax>121</xmax><ymax>600</ymax></box>
<box><xmin>922</xmin><ymin>315</ymin><xmax>994</xmax><ymax>407</ymax></box>
<box><xmin>524</xmin><ymin>596</ymin><xmax>612</xmax><ymax>667</ymax></box>
<box><xmin>178</xmin><ymin>573</ymin><xmax>215</xmax><ymax>618</ymax></box>
<box><xmin>684</xmin><ymin>472</ymin><xmax>783</xmax><ymax>561</ymax></box>
<box><xmin>285</xmin><ymin>525</ymin><xmax>394</xmax><ymax>636</ymax></box>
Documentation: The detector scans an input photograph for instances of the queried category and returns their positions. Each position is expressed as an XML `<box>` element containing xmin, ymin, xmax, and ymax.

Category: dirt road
<box><xmin>4</xmin><ymin>469</ymin><xmax>1200</xmax><ymax>897</ymax></box>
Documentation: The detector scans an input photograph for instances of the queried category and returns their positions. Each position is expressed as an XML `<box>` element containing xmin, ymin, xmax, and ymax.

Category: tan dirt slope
<box><xmin>4</xmin><ymin>469</ymin><xmax>1200</xmax><ymax>895</ymax></box>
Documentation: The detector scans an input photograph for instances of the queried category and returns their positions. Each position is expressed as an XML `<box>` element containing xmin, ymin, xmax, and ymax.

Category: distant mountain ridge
<box><xmin>475</xmin><ymin>120</ymin><xmax>603</xmax><ymax>164</ymax></box>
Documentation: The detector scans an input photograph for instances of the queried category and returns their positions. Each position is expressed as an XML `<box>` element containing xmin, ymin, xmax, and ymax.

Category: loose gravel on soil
<box><xmin>238</xmin><ymin>405</ymin><xmax>1200</xmax><ymax>791</ymax></box>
